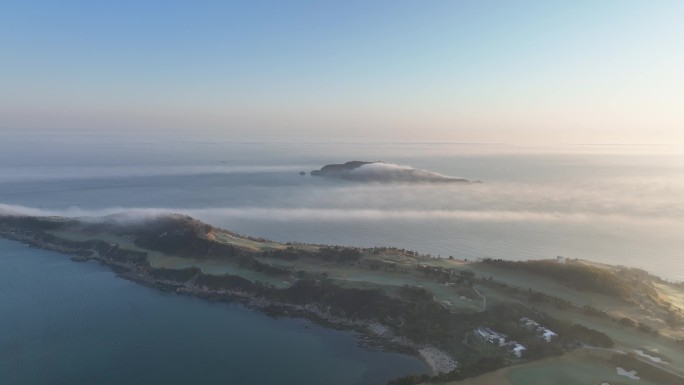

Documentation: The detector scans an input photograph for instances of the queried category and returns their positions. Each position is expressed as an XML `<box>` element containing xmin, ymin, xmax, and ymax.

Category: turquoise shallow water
<box><xmin>0</xmin><ymin>238</ymin><xmax>426</xmax><ymax>385</ymax></box>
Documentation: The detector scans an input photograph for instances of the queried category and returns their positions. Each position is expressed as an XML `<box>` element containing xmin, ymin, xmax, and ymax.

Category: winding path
<box><xmin>473</xmin><ymin>286</ymin><xmax>486</xmax><ymax>312</ymax></box>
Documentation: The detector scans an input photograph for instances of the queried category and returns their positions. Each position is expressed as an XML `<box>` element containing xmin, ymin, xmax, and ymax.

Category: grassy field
<box><xmin>529</xmin><ymin>304</ymin><xmax>684</xmax><ymax>377</ymax></box>
<box><xmin>210</xmin><ymin>229</ymin><xmax>288</xmax><ymax>252</ymax></box>
<box><xmin>148</xmin><ymin>254</ymin><xmax>293</xmax><ymax>288</ymax></box>
<box><xmin>654</xmin><ymin>283</ymin><xmax>684</xmax><ymax>316</ymax></box>
<box><xmin>652</xmin><ymin>282</ymin><xmax>684</xmax><ymax>339</ymax></box>
<box><xmin>470</xmin><ymin>277</ymin><xmax>684</xmax><ymax>378</ymax></box>
<box><xmin>461</xmin><ymin>262</ymin><xmax>628</xmax><ymax>309</ymax></box>
<box><xmin>431</xmin><ymin>350</ymin><xmax>660</xmax><ymax>385</ymax></box>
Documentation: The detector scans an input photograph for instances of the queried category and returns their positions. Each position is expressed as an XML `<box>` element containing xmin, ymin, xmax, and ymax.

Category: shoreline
<box><xmin>0</xmin><ymin>231</ymin><xmax>453</xmax><ymax>377</ymax></box>
<box><xmin>418</xmin><ymin>347</ymin><xmax>459</xmax><ymax>375</ymax></box>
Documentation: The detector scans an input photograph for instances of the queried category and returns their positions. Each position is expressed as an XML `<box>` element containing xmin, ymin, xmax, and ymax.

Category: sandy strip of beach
<box><xmin>634</xmin><ymin>349</ymin><xmax>667</xmax><ymax>364</ymax></box>
<box><xmin>616</xmin><ymin>367</ymin><xmax>640</xmax><ymax>380</ymax></box>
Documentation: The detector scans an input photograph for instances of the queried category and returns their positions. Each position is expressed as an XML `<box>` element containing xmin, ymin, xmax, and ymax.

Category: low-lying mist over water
<box><xmin>1</xmin><ymin>133</ymin><xmax>683</xmax><ymax>281</ymax></box>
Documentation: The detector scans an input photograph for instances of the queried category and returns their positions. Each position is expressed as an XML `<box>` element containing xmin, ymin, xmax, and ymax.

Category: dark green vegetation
<box><xmin>310</xmin><ymin>160</ymin><xmax>374</xmax><ymax>175</ymax></box>
<box><xmin>481</xmin><ymin>258</ymin><xmax>639</xmax><ymax>299</ymax></box>
<box><xmin>387</xmin><ymin>357</ymin><xmax>506</xmax><ymax>385</ymax></box>
<box><xmin>480</xmin><ymin>258</ymin><xmax>684</xmax><ymax>333</ymax></box>
<box><xmin>1</xmin><ymin>212</ymin><xmax>682</xmax><ymax>384</ymax></box>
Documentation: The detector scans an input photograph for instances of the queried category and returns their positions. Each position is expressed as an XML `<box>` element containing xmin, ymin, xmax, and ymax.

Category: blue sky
<box><xmin>1</xmin><ymin>1</ymin><xmax>683</xmax><ymax>143</ymax></box>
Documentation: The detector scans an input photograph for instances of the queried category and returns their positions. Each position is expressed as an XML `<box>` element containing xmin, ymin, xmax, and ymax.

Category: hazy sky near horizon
<box><xmin>2</xmin><ymin>1</ymin><xmax>683</xmax><ymax>144</ymax></box>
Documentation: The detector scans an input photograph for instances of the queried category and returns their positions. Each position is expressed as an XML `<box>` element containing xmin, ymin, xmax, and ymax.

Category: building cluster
<box><xmin>474</xmin><ymin>327</ymin><xmax>527</xmax><ymax>358</ymax></box>
<box><xmin>519</xmin><ymin>317</ymin><xmax>558</xmax><ymax>342</ymax></box>
<box><xmin>473</xmin><ymin>318</ymin><xmax>558</xmax><ymax>358</ymax></box>
<box><xmin>474</xmin><ymin>327</ymin><xmax>507</xmax><ymax>346</ymax></box>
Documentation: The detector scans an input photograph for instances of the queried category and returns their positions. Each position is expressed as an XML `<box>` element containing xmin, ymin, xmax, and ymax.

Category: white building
<box><xmin>540</xmin><ymin>328</ymin><xmax>558</xmax><ymax>342</ymax></box>
<box><xmin>504</xmin><ymin>340</ymin><xmax>527</xmax><ymax>358</ymax></box>
<box><xmin>519</xmin><ymin>317</ymin><xmax>558</xmax><ymax>342</ymax></box>
<box><xmin>476</xmin><ymin>327</ymin><xmax>527</xmax><ymax>358</ymax></box>
<box><xmin>474</xmin><ymin>327</ymin><xmax>507</xmax><ymax>346</ymax></box>
<box><xmin>511</xmin><ymin>343</ymin><xmax>527</xmax><ymax>358</ymax></box>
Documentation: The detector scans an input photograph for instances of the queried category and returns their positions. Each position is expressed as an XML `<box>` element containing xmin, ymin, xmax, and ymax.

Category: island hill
<box><xmin>309</xmin><ymin>161</ymin><xmax>473</xmax><ymax>183</ymax></box>
<box><xmin>1</xmin><ymin>213</ymin><xmax>683</xmax><ymax>385</ymax></box>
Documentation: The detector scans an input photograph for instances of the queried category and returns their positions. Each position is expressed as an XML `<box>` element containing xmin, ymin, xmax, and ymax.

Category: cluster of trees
<box><xmin>134</xmin><ymin>227</ymin><xmax>240</xmax><ymax>259</ymax></box>
<box><xmin>618</xmin><ymin>317</ymin><xmax>659</xmax><ymax>335</ymax></box>
<box><xmin>533</xmin><ymin>314</ymin><xmax>614</xmax><ymax>348</ymax></box>
<box><xmin>195</xmin><ymin>271</ymin><xmax>257</xmax><ymax>291</ymax></box>
<box><xmin>261</xmin><ymin>246</ymin><xmax>301</xmax><ymax>260</ymax></box>
<box><xmin>525</xmin><ymin>289</ymin><xmax>572</xmax><ymax>310</ymax></box>
<box><xmin>272</xmin><ymin>280</ymin><xmax>463</xmax><ymax>343</ymax></box>
<box><xmin>0</xmin><ymin>215</ymin><xmax>72</xmax><ymax>232</ymax></box>
<box><xmin>315</xmin><ymin>246</ymin><xmax>362</xmax><ymax>262</ymax></box>
<box><xmin>146</xmin><ymin>266</ymin><xmax>261</xmax><ymax>293</ymax></box>
<box><xmin>149</xmin><ymin>266</ymin><xmax>200</xmax><ymax>282</ymax></box>
<box><xmin>416</xmin><ymin>264</ymin><xmax>475</xmax><ymax>284</ymax></box>
<box><xmin>15</xmin><ymin>228</ymin><xmax>150</xmax><ymax>266</ymax></box>
<box><xmin>398</xmin><ymin>285</ymin><xmax>433</xmax><ymax>301</ymax></box>
<box><xmin>416</xmin><ymin>264</ymin><xmax>453</xmax><ymax>281</ymax></box>
<box><xmin>261</xmin><ymin>245</ymin><xmax>362</xmax><ymax>263</ymax></box>
<box><xmin>564</xmin><ymin>324</ymin><xmax>613</xmax><ymax>347</ymax></box>
<box><xmin>367</xmin><ymin>247</ymin><xmax>431</xmax><ymax>259</ymax></box>
<box><xmin>417</xmin><ymin>264</ymin><xmax>475</xmax><ymax>286</ymax></box>
<box><xmin>237</xmin><ymin>255</ymin><xmax>290</xmax><ymax>276</ymax></box>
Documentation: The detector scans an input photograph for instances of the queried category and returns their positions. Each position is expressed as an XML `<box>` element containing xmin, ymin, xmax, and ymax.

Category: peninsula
<box><xmin>1</xmin><ymin>212</ymin><xmax>682</xmax><ymax>385</ymax></box>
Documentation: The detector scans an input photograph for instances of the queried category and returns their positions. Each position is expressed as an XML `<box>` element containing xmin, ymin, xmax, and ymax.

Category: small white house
<box><xmin>520</xmin><ymin>317</ymin><xmax>558</xmax><ymax>342</ymax></box>
<box><xmin>474</xmin><ymin>327</ymin><xmax>507</xmax><ymax>346</ymax></box>
<box><xmin>511</xmin><ymin>343</ymin><xmax>527</xmax><ymax>358</ymax></box>
<box><xmin>540</xmin><ymin>328</ymin><xmax>558</xmax><ymax>342</ymax></box>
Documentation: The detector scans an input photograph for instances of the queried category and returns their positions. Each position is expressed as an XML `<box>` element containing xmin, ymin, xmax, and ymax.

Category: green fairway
<box><xmin>436</xmin><ymin>350</ymin><xmax>660</xmax><ymax>385</ymax></box>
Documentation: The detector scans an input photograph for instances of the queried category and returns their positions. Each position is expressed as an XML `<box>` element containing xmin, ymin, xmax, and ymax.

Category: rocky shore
<box><xmin>0</xmin><ymin>226</ymin><xmax>456</xmax><ymax>376</ymax></box>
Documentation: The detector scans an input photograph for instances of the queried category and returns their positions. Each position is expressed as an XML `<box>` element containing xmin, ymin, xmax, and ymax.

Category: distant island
<box><xmin>310</xmin><ymin>161</ymin><xmax>474</xmax><ymax>183</ymax></box>
<box><xmin>1</xmin><ymin>211</ymin><xmax>682</xmax><ymax>385</ymax></box>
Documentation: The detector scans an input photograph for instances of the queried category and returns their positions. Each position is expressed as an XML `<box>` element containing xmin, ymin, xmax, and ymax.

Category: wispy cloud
<box><xmin>1</xmin><ymin>203</ymin><xmax>680</xmax><ymax>228</ymax></box>
<box><xmin>0</xmin><ymin>165</ymin><xmax>313</xmax><ymax>183</ymax></box>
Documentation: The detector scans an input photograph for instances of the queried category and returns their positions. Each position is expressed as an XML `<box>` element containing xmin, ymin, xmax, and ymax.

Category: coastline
<box><xmin>4</xmin><ymin>213</ymin><xmax>684</xmax><ymax>384</ymax></box>
<box><xmin>0</xmin><ymin>229</ymin><xmax>450</xmax><ymax>377</ymax></box>
<box><xmin>126</xmin><ymin>267</ymin><xmax>455</xmax><ymax>376</ymax></box>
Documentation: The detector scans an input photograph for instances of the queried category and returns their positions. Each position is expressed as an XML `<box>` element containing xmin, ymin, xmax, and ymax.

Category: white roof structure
<box><xmin>520</xmin><ymin>317</ymin><xmax>558</xmax><ymax>342</ymax></box>
<box><xmin>512</xmin><ymin>343</ymin><xmax>526</xmax><ymax>357</ymax></box>
<box><xmin>475</xmin><ymin>327</ymin><xmax>507</xmax><ymax>346</ymax></box>
<box><xmin>541</xmin><ymin>328</ymin><xmax>558</xmax><ymax>341</ymax></box>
